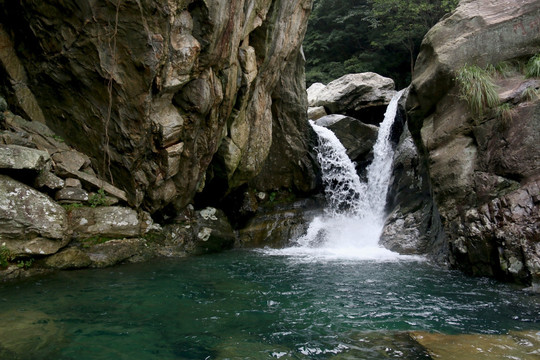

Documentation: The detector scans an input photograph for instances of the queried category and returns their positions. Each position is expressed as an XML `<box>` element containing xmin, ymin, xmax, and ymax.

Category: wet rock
<box><xmin>238</xmin><ymin>197</ymin><xmax>323</xmax><ymax>248</ymax></box>
<box><xmin>0</xmin><ymin>175</ymin><xmax>68</xmax><ymax>256</ymax></box>
<box><xmin>0</xmin><ymin>144</ymin><xmax>49</xmax><ymax>171</ymax></box>
<box><xmin>44</xmin><ymin>247</ymin><xmax>92</xmax><ymax>269</ymax></box>
<box><xmin>249</xmin><ymin>49</ymin><xmax>320</xmax><ymax>194</ymax></box>
<box><xmin>381</xmin><ymin>125</ymin><xmax>445</xmax><ymax>260</ymax></box>
<box><xmin>83</xmin><ymin>238</ymin><xmax>150</xmax><ymax>268</ymax></box>
<box><xmin>316</xmin><ymin>114</ymin><xmax>378</xmax><ymax>164</ymax></box>
<box><xmin>186</xmin><ymin>207</ymin><xmax>235</xmax><ymax>255</ymax></box>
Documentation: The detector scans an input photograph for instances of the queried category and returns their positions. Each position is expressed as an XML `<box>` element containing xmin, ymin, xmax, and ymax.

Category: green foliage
<box><xmin>304</xmin><ymin>0</ymin><xmax>458</xmax><ymax>87</ymax></box>
<box><xmin>62</xmin><ymin>203</ymin><xmax>84</xmax><ymax>212</ymax></box>
<box><xmin>525</xmin><ymin>53</ymin><xmax>540</xmax><ymax>78</ymax></box>
<box><xmin>17</xmin><ymin>258</ymin><xmax>34</xmax><ymax>269</ymax></box>
<box><xmin>492</xmin><ymin>61</ymin><xmax>513</xmax><ymax>78</ymax></box>
<box><xmin>88</xmin><ymin>188</ymin><xmax>108</xmax><ymax>208</ymax></box>
<box><xmin>52</xmin><ymin>135</ymin><xmax>65</xmax><ymax>143</ymax></box>
<box><xmin>0</xmin><ymin>245</ymin><xmax>13</xmax><ymax>267</ymax></box>
<box><xmin>269</xmin><ymin>192</ymin><xmax>277</xmax><ymax>202</ymax></box>
<box><xmin>521</xmin><ymin>86</ymin><xmax>540</xmax><ymax>102</ymax></box>
<box><xmin>143</xmin><ymin>232</ymin><xmax>165</xmax><ymax>243</ymax></box>
<box><xmin>456</xmin><ymin>64</ymin><xmax>499</xmax><ymax>119</ymax></box>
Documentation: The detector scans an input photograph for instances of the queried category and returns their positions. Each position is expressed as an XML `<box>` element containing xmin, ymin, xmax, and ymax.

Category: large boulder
<box><xmin>408</xmin><ymin>0</ymin><xmax>540</xmax><ymax>132</ymax></box>
<box><xmin>68</xmin><ymin>206</ymin><xmax>154</xmax><ymax>240</ymax></box>
<box><xmin>309</xmin><ymin>73</ymin><xmax>396</xmax><ymax>124</ymax></box>
<box><xmin>238</xmin><ymin>197</ymin><xmax>323</xmax><ymax>248</ymax></box>
<box><xmin>160</xmin><ymin>207</ymin><xmax>236</xmax><ymax>256</ymax></box>
<box><xmin>0</xmin><ymin>175</ymin><xmax>68</xmax><ymax>255</ymax></box>
<box><xmin>0</xmin><ymin>0</ymin><xmax>316</xmax><ymax>213</ymax></box>
<box><xmin>406</xmin><ymin>0</ymin><xmax>540</xmax><ymax>286</ymax></box>
<box><xmin>0</xmin><ymin>144</ymin><xmax>49</xmax><ymax>171</ymax></box>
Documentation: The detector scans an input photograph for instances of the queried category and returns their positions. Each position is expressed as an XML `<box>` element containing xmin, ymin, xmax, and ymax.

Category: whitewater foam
<box><xmin>263</xmin><ymin>89</ymin><xmax>418</xmax><ymax>261</ymax></box>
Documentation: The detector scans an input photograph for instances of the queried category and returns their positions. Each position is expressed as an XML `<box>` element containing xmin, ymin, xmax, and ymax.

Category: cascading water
<box><xmin>270</xmin><ymin>89</ymin><xmax>409</xmax><ymax>260</ymax></box>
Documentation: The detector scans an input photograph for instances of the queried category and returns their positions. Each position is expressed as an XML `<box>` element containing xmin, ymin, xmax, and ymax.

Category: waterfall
<box><xmin>312</xmin><ymin>123</ymin><xmax>367</xmax><ymax>217</ymax></box>
<box><xmin>273</xmin><ymin>89</ymin><xmax>406</xmax><ymax>260</ymax></box>
<box><xmin>314</xmin><ymin>89</ymin><xmax>404</xmax><ymax>223</ymax></box>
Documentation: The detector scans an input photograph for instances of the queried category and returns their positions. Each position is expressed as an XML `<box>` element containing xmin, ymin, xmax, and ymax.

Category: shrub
<box><xmin>456</xmin><ymin>64</ymin><xmax>499</xmax><ymax>119</ymax></box>
<box><xmin>522</xmin><ymin>86</ymin><xmax>540</xmax><ymax>102</ymax></box>
<box><xmin>88</xmin><ymin>188</ymin><xmax>108</xmax><ymax>208</ymax></box>
<box><xmin>525</xmin><ymin>53</ymin><xmax>540</xmax><ymax>78</ymax></box>
<box><xmin>495</xmin><ymin>103</ymin><xmax>516</xmax><ymax>128</ymax></box>
<box><xmin>0</xmin><ymin>245</ymin><xmax>13</xmax><ymax>267</ymax></box>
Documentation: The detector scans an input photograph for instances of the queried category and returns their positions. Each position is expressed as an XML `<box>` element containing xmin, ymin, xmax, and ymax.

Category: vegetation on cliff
<box><xmin>303</xmin><ymin>0</ymin><xmax>458</xmax><ymax>87</ymax></box>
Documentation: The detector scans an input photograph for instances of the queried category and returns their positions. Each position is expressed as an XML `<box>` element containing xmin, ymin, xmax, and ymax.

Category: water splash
<box><xmin>312</xmin><ymin>123</ymin><xmax>367</xmax><ymax>217</ymax></box>
<box><xmin>266</xmin><ymin>89</ymin><xmax>412</xmax><ymax>260</ymax></box>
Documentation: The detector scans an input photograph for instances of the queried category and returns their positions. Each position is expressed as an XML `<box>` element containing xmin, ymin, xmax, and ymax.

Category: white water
<box><xmin>265</xmin><ymin>90</ymin><xmax>414</xmax><ymax>261</ymax></box>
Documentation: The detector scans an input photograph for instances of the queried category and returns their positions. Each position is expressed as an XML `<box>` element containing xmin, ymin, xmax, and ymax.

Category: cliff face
<box><xmin>407</xmin><ymin>0</ymin><xmax>540</xmax><ymax>286</ymax></box>
<box><xmin>0</xmin><ymin>0</ymin><xmax>318</xmax><ymax>214</ymax></box>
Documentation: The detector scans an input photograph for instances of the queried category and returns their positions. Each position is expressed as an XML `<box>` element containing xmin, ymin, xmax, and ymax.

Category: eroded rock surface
<box><xmin>0</xmin><ymin>0</ymin><xmax>317</xmax><ymax>213</ymax></box>
<box><xmin>309</xmin><ymin>73</ymin><xmax>396</xmax><ymax>124</ymax></box>
<box><xmin>406</xmin><ymin>0</ymin><xmax>540</xmax><ymax>286</ymax></box>
<box><xmin>0</xmin><ymin>175</ymin><xmax>68</xmax><ymax>256</ymax></box>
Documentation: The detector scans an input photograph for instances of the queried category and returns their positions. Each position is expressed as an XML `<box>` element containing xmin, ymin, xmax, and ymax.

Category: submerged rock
<box><xmin>0</xmin><ymin>310</ymin><xmax>64</xmax><ymax>359</ymax></box>
<box><xmin>410</xmin><ymin>331</ymin><xmax>540</xmax><ymax>360</ymax></box>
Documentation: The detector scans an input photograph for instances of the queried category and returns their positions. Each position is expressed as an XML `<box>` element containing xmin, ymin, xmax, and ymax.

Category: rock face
<box><xmin>407</xmin><ymin>0</ymin><xmax>540</xmax><ymax>286</ymax></box>
<box><xmin>0</xmin><ymin>175</ymin><xmax>68</xmax><ymax>256</ymax></box>
<box><xmin>381</xmin><ymin>124</ymin><xmax>445</xmax><ymax>259</ymax></box>
<box><xmin>0</xmin><ymin>0</ymin><xmax>317</xmax><ymax>214</ymax></box>
<box><xmin>308</xmin><ymin>73</ymin><xmax>396</xmax><ymax>124</ymax></box>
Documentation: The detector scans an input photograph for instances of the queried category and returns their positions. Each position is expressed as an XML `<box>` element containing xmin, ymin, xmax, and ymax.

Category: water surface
<box><xmin>1</xmin><ymin>250</ymin><xmax>538</xmax><ymax>359</ymax></box>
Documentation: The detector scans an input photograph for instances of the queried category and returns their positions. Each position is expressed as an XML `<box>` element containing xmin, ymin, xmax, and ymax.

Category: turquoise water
<box><xmin>1</xmin><ymin>250</ymin><xmax>539</xmax><ymax>359</ymax></box>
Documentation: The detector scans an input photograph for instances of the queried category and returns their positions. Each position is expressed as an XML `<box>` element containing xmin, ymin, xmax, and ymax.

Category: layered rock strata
<box><xmin>0</xmin><ymin>0</ymin><xmax>317</xmax><ymax>215</ymax></box>
<box><xmin>407</xmin><ymin>0</ymin><xmax>540</xmax><ymax>286</ymax></box>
